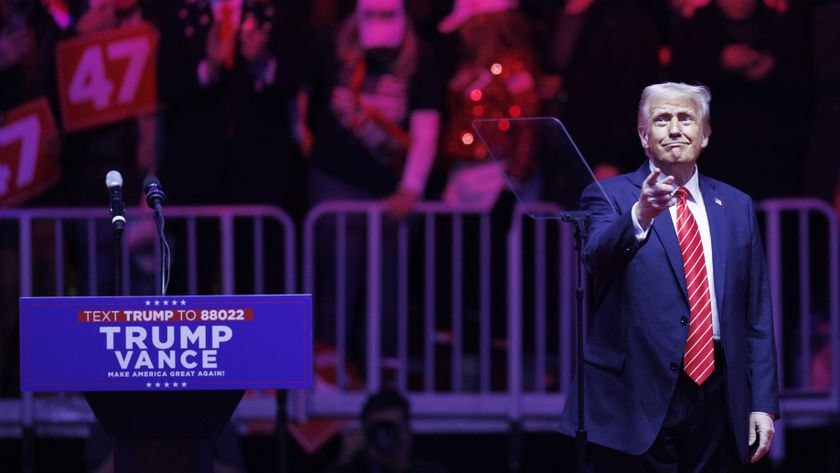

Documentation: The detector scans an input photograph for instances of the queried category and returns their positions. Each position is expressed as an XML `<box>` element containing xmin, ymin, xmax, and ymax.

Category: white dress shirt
<box><xmin>632</xmin><ymin>161</ymin><xmax>720</xmax><ymax>340</ymax></box>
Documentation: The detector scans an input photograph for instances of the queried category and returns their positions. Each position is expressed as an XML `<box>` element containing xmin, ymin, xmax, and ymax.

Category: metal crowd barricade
<box><xmin>756</xmin><ymin>198</ymin><xmax>840</xmax><ymax>461</ymax></box>
<box><xmin>0</xmin><ymin>198</ymin><xmax>838</xmax><ymax>462</ymax></box>
<box><xmin>0</xmin><ymin>205</ymin><xmax>296</xmax><ymax>439</ymax></box>
<box><xmin>301</xmin><ymin>200</ymin><xmax>577</xmax><ymax>431</ymax></box>
<box><xmin>301</xmin><ymin>199</ymin><xmax>840</xmax><ymax>447</ymax></box>
<box><xmin>759</xmin><ymin>199</ymin><xmax>840</xmax><ymax>415</ymax></box>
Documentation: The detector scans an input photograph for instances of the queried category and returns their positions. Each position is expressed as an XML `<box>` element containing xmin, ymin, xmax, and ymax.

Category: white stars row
<box><xmin>144</xmin><ymin>299</ymin><xmax>188</xmax><ymax>307</ymax></box>
<box><xmin>146</xmin><ymin>382</ymin><xmax>188</xmax><ymax>388</ymax></box>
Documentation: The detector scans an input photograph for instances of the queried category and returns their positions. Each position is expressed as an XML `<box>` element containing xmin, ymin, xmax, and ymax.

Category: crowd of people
<box><xmin>1</xmin><ymin>0</ymin><xmax>837</xmax><ymax>214</ymax></box>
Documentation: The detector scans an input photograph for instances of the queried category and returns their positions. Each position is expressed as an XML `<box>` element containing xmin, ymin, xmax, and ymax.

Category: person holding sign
<box><xmin>56</xmin><ymin>0</ymin><xmax>154</xmax><ymax>209</ymax></box>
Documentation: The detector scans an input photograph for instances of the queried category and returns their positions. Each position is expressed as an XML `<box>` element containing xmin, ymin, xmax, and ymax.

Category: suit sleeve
<box><xmin>746</xmin><ymin>198</ymin><xmax>781</xmax><ymax>416</ymax></box>
<box><xmin>581</xmin><ymin>181</ymin><xmax>647</xmax><ymax>280</ymax></box>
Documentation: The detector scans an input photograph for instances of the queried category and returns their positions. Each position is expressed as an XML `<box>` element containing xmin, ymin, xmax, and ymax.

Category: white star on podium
<box><xmin>145</xmin><ymin>300</ymin><xmax>151</xmax><ymax>306</ymax></box>
<box><xmin>146</xmin><ymin>382</ymin><xmax>152</xmax><ymax>388</ymax></box>
<box><xmin>181</xmin><ymin>382</ymin><xmax>187</xmax><ymax>387</ymax></box>
<box><xmin>154</xmin><ymin>300</ymin><xmax>160</xmax><ymax>306</ymax></box>
<box><xmin>181</xmin><ymin>300</ymin><xmax>187</xmax><ymax>306</ymax></box>
<box><xmin>164</xmin><ymin>382</ymin><xmax>170</xmax><ymax>387</ymax></box>
<box><xmin>163</xmin><ymin>300</ymin><xmax>169</xmax><ymax>306</ymax></box>
<box><xmin>155</xmin><ymin>382</ymin><xmax>160</xmax><ymax>387</ymax></box>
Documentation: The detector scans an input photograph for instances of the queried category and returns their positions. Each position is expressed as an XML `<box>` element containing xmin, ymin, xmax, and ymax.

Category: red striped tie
<box><xmin>675</xmin><ymin>187</ymin><xmax>715</xmax><ymax>385</ymax></box>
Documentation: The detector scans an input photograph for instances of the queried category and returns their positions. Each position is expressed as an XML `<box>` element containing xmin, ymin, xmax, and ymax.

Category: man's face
<box><xmin>639</xmin><ymin>95</ymin><xmax>708</xmax><ymax>168</ymax></box>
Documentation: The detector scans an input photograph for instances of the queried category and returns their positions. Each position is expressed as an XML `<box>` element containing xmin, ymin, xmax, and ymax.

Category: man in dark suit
<box><xmin>558</xmin><ymin>82</ymin><xmax>778</xmax><ymax>471</ymax></box>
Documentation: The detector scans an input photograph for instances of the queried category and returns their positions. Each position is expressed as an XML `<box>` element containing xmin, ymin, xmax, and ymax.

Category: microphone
<box><xmin>143</xmin><ymin>176</ymin><xmax>166</xmax><ymax>212</ymax></box>
<box><xmin>105</xmin><ymin>170</ymin><xmax>126</xmax><ymax>232</ymax></box>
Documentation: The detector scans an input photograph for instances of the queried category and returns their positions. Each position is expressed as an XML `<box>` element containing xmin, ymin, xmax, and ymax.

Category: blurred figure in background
<box><xmin>303</xmin><ymin>0</ymin><xmax>442</xmax><ymax>367</ymax></box>
<box><xmin>0</xmin><ymin>0</ymin><xmax>33</xmax><ymax>109</ymax></box>
<box><xmin>64</xmin><ymin>0</ymin><xmax>157</xmax><ymax>297</ymax></box>
<box><xmin>157</xmin><ymin>0</ymin><xmax>303</xmax><ymax>294</ymax></box>
<box><xmin>669</xmin><ymin>0</ymin><xmax>806</xmax><ymax>200</ymax></box>
<box><xmin>545</xmin><ymin>0</ymin><xmax>660</xmax><ymax>179</ymax></box>
<box><xmin>0</xmin><ymin>0</ymin><xmax>37</xmax><ymax>397</ymax></box>
<box><xmin>438</xmin><ymin>0</ymin><xmax>539</xmax><ymax>207</ymax></box>
<box><xmin>55</xmin><ymin>0</ymin><xmax>152</xmax><ymax>210</ymax></box>
<box><xmin>157</xmin><ymin>0</ymin><xmax>301</xmax><ymax>209</ymax></box>
<box><xmin>804</xmin><ymin>0</ymin><xmax>840</xmax><ymax>209</ymax></box>
<box><xmin>305</xmin><ymin>0</ymin><xmax>441</xmax><ymax>218</ymax></box>
<box><xmin>325</xmin><ymin>389</ymin><xmax>448</xmax><ymax>473</ymax></box>
<box><xmin>434</xmin><ymin>0</ymin><xmax>540</xmax><ymax>390</ymax></box>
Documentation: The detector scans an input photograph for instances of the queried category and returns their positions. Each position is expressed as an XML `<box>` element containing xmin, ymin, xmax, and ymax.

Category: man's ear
<box><xmin>701</xmin><ymin>133</ymin><xmax>710</xmax><ymax>148</ymax></box>
<box><xmin>639</xmin><ymin>129</ymin><xmax>649</xmax><ymax>149</ymax></box>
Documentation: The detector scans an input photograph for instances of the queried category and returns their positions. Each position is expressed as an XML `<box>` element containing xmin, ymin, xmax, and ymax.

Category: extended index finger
<box><xmin>645</xmin><ymin>168</ymin><xmax>661</xmax><ymax>187</ymax></box>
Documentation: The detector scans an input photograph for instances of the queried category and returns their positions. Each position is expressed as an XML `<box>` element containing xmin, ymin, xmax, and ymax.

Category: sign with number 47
<box><xmin>0</xmin><ymin>98</ymin><xmax>60</xmax><ymax>207</ymax></box>
<box><xmin>56</xmin><ymin>24</ymin><xmax>158</xmax><ymax>133</ymax></box>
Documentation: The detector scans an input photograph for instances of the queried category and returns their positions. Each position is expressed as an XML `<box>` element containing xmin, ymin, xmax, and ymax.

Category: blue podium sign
<box><xmin>20</xmin><ymin>294</ymin><xmax>312</xmax><ymax>392</ymax></box>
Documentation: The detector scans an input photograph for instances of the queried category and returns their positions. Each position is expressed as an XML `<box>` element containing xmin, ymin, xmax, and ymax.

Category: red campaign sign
<box><xmin>55</xmin><ymin>23</ymin><xmax>158</xmax><ymax>133</ymax></box>
<box><xmin>0</xmin><ymin>97</ymin><xmax>60</xmax><ymax>207</ymax></box>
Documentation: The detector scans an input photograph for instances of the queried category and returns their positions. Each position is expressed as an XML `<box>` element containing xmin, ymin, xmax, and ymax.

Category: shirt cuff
<box><xmin>631</xmin><ymin>202</ymin><xmax>652</xmax><ymax>242</ymax></box>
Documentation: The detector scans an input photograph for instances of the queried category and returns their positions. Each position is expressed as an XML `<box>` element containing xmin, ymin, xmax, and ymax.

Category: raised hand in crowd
<box><xmin>384</xmin><ymin>189</ymin><xmax>419</xmax><ymax>221</ymax></box>
<box><xmin>720</xmin><ymin>43</ymin><xmax>775</xmax><ymax>80</ymax></box>
<box><xmin>76</xmin><ymin>0</ymin><xmax>118</xmax><ymax>34</ymax></box>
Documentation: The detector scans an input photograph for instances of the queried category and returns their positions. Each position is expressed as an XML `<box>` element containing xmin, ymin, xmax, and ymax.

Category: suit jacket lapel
<box><xmin>630</xmin><ymin>164</ymin><xmax>689</xmax><ymax>303</ymax></box>
<box><xmin>700</xmin><ymin>175</ymin><xmax>727</xmax><ymax>315</ymax></box>
<box><xmin>652</xmin><ymin>207</ymin><xmax>689</xmax><ymax>303</ymax></box>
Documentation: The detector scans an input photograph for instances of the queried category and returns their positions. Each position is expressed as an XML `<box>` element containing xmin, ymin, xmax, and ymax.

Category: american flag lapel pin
<box><xmin>714</xmin><ymin>198</ymin><xmax>723</xmax><ymax>206</ymax></box>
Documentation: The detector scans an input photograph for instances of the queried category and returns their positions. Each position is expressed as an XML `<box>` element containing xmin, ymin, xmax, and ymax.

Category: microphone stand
<box><xmin>104</xmin><ymin>195</ymin><xmax>126</xmax><ymax>471</ymax></box>
<box><xmin>151</xmin><ymin>204</ymin><xmax>167</xmax><ymax>296</ymax></box>
<box><xmin>560</xmin><ymin>210</ymin><xmax>589</xmax><ymax>473</ymax></box>
<box><xmin>143</xmin><ymin>177</ymin><xmax>169</xmax><ymax>296</ymax></box>
<box><xmin>113</xmin><ymin>224</ymin><xmax>124</xmax><ymax>297</ymax></box>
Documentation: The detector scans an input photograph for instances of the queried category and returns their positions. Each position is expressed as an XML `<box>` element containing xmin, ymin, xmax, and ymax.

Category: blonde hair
<box><xmin>638</xmin><ymin>82</ymin><xmax>712</xmax><ymax>137</ymax></box>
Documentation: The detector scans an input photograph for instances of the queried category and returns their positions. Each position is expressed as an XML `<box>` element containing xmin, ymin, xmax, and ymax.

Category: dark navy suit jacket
<box><xmin>558</xmin><ymin>163</ymin><xmax>779</xmax><ymax>464</ymax></box>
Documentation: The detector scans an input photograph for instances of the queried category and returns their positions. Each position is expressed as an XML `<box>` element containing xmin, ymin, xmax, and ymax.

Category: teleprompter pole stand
<box><xmin>560</xmin><ymin>210</ymin><xmax>589</xmax><ymax>473</ymax></box>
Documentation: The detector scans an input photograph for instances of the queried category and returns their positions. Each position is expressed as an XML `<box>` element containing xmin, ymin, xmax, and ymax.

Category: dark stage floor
<box><xmin>1</xmin><ymin>428</ymin><xmax>838</xmax><ymax>473</ymax></box>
